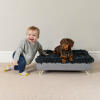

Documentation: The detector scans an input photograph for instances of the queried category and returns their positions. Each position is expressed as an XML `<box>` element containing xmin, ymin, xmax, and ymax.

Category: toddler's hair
<box><xmin>27</xmin><ymin>26</ymin><xmax>40</xmax><ymax>38</ymax></box>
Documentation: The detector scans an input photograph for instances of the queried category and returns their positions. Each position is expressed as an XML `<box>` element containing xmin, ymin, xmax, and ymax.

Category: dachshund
<box><xmin>53</xmin><ymin>38</ymin><xmax>74</xmax><ymax>63</ymax></box>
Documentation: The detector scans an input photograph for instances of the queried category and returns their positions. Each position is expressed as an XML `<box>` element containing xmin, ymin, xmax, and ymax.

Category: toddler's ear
<box><xmin>37</xmin><ymin>35</ymin><xmax>39</xmax><ymax>38</ymax></box>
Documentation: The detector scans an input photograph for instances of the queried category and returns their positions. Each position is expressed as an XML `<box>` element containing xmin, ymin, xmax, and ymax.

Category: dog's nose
<box><xmin>65</xmin><ymin>48</ymin><xmax>68</xmax><ymax>50</ymax></box>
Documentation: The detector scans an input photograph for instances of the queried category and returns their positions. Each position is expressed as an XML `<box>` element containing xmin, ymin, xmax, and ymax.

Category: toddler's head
<box><xmin>26</xmin><ymin>26</ymin><xmax>40</xmax><ymax>43</ymax></box>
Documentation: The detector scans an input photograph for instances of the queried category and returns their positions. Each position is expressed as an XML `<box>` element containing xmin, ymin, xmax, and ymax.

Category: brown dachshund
<box><xmin>53</xmin><ymin>38</ymin><xmax>74</xmax><ymax>63</ymax></box>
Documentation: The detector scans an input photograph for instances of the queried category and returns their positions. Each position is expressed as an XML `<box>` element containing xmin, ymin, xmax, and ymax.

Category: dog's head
<box><xmin>60</xmin><ymin>38</ymin><xmax>74</xmax><ymax>50</ymax></box>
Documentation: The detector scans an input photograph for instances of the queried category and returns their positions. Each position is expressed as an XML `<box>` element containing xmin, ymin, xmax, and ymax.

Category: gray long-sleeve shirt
<box><xmin>13</xmin><ymin>38</ymin><xmax>46</xmax><ymax>65</ymax></box>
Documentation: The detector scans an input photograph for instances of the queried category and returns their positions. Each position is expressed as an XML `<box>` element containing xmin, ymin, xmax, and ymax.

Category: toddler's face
<box><xmin>26</xmin><ymin>30</ymin><xmax>39</xmax><ymax>43</ymax></box>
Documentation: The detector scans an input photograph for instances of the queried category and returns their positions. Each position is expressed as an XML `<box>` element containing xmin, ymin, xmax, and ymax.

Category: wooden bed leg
<box><xmin>85</xmin><ymin>71</ymin><xmax>89</xmax><ymax>75</ymax></box>
<box><xmin>39</xmin><ymin>70</ymin><xmax>44</xmax><ymax>75</ymax></box>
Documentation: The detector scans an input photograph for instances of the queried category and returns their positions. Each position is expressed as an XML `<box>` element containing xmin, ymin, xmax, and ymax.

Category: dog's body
<box><xmin>53</xmin><ymin>38</ymin><xmax>74</xmax><ymax>63</ymax></box>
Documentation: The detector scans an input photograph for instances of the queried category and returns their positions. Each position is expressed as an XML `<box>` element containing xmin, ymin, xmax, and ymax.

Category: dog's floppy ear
<box><xmin>66</xmin><ymin>38</ymin><xmax>74</xmax><ymax>48</ymax></box>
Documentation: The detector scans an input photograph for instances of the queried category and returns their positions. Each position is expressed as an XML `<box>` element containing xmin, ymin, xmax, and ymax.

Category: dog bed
<box><xmin>35</xmin><ymin>50</ymin><xmax>94</xmax><ymax>71</ymax></box>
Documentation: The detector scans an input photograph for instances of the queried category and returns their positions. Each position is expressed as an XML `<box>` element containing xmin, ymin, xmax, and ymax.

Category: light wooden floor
<box><xmin>0</xmin><ymin>63</ymin><xmax>100</xmax><ymax>100</ymax></box>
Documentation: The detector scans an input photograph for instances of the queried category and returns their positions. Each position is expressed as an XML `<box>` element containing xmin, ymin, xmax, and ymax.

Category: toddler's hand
<box><xmin>45</xmin><ymin>53</ymin><xmax>49</xmax><ymax>56</ymax></box>
<box><xmin>12</xmin><ymin>60</ymin><xmax>18</xmax><ymax>66</ymax></box>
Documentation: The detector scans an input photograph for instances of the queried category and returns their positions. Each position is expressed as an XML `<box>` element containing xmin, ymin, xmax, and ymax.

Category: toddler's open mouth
<box><xmin>29</xmin><ymin>38</ymin><xmax>34</xmax><ymax>42</ymax></box>
<box><xmin>30</xmin><ymin>39</ymin><xmax>34</xmax><ymax>41</ymax></box>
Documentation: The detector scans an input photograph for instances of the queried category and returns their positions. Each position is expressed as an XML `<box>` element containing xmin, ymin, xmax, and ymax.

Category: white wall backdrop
<box><xmin>0</xmin><ymin>0</ymin><xmax>100</xmax><ymax>51</ymax></box>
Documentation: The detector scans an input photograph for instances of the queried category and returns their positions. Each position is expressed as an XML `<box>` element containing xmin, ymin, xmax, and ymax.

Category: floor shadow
<box><xmin>43</xmin><ymin>70</ymin><xmax>84</xmax><ymax>75</ymax></box>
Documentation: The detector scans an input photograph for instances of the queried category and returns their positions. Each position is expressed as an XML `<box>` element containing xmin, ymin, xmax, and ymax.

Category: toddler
<box><xmin>4</xmin><ymin>26</ymin><xmax>47</xmax><ymax>76</ymax></box>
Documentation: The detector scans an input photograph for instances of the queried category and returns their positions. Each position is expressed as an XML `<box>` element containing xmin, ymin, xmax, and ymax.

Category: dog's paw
<box><xmin>69</xmin><ymin>57</ymin><xmax>73</xmax><ymax>61</ymax></box>
<box><xmin>62</xmin><ymin>59</ymin><xmax>66</xmax><ymax>63</ymax></box>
